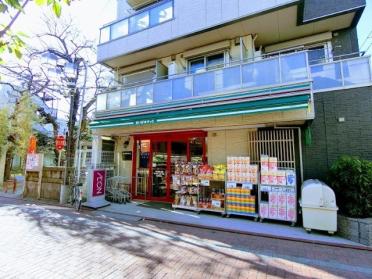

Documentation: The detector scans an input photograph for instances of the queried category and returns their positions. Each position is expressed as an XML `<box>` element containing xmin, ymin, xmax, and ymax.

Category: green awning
<box><xmin>91</xmin><ymin>94</ymin><xmax>310</xmax><ymax>129</ymax></box>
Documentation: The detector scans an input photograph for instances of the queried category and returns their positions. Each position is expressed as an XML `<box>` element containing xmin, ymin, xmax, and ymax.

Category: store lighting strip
<box><xmin>156</xmin><ymin>104</ymin><xmax>308</xmax><ymax>123</ymax></box>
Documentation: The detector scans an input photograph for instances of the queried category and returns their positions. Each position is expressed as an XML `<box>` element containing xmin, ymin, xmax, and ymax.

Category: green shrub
<box><xmin>328</xmin><ymin>156</ymin><xmax>372</xmax><ymax>218</ymax></box>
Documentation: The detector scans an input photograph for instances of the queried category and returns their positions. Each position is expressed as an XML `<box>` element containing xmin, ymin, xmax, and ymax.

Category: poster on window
<box><xmin>92</xmin><ymin>169</ymin><xmax>106</xmax><ymax>197</ymax></box>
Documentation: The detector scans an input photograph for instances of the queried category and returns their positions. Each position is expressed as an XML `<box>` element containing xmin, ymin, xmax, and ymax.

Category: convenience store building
<box><xmin>90</xmin><ymin>0</ymin><xmax>372</xmax><ymax>210</ymax></box>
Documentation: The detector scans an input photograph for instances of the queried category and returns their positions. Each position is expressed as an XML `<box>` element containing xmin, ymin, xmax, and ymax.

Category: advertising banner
<box><xmin>92</xmin><ymin>169</ymin><xmax>106</xmax><ymax>197</ymax></box>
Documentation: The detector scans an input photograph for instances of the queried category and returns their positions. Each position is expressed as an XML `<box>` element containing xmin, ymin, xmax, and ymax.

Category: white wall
<box><xmin>99</xmin><ymin>0</ymin><xmax>295</xmax><ymax>62</ymax></box>
<box><xmin>115</xmin><ymin>136</ymin><xmax>134</xmax><ymax>183</ymax></box>
<box><xmin>207</xmin><ymin>128</ymin><xmax>254</xmax><ymax>165</ymax></box>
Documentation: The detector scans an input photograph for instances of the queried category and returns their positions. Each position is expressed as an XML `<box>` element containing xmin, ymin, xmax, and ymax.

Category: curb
<box><xmin>97</xmin><ymin>208</ymin><xmax>372</xmax><ymax>252</ymax></box>
<box><xmin>2</xmin><ymin>195</ymin><xmax>370</xmax><ymax>251</ymax></box>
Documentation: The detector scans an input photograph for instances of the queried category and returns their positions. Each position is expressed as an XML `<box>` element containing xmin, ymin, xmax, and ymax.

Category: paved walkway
<box><xmin>100</xmin><ymin>201</ymin><xmax>363</xmax><ymax>247</ymax></box>
<box><xmin>0</xmin><ymin>196</ymin><xmax>371</xmax><ymax>279</ymax></box>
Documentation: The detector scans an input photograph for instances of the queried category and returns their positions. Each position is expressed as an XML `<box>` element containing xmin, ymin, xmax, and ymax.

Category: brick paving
<box><xmin>0</xmin><ymin>197</ymin><xmax>371</xmax><ymax>279</ymax></box>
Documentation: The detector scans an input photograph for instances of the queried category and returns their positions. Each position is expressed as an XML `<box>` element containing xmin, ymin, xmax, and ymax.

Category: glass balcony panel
<box><xmin>129</xmin><ymin>11</ymin><xmax>149</xmax><ymax>33</ymax></box>
<box><xmin>281</xmin><ymin>52</ymin><xmax>308</xmax><ymax>83</ymax></box>
<box><xmin>107</xmin><ymin>91</ymin><xmax>121</xmax><ymax>110</ymax></box>
<box><xmin>137</xmin><ymin>84</ymin><xmax>153</xmax><ymax>105</ymax></box>
<box><xmin>122</xmin><ymin>88</ymin><xmax>137</xmax><ymax>107</ymax></box>
<box><xmin>96</xmin><ymin>94</ymin><xmax>107</xmax><ymax>111</ymax></box>
<box><xmin>153</xmin><ymin>80</ymin><xmax>172</xmax><ymax>103</ymax></box>
<box><xmin>172</xmin><ymin>76</ymin><xmax>193</xmax><ymax>100</ymax></box>
<box><xmin>100</xmin><ymin>27</ymin><xmax>110</xmax><ymax>43</ymax></box>
<box><xmin>223</xmin><ymin>65</ymin><xmax>241</xmax><ymax>90</ymax></box>
<box><xmin>111</xmin><ymin>19</ymin><xmax>129</xmax><ymax>40</ymax></box>
<box><xmin>194</xmin><ymin>71</ymin><xmax>216</xmax><ymax>96</ymax></box>
<box><xmin>311</xmin><ymin>62</ymin><xmax>342</xmax><ymax>90</ymax></box>
<box><xmin>342</xmin><ymin>57</ymin><xmax>371</xmax><ymax>86</ymax></box>
<box><xmin>242</xmin><ymin>58</ymin><xmax>280</xmax><ymax>88</ymax></box>
<box><xmin>150</xmin><ymin>1</ymin><xmax>173</xmax><ymax>25</ymax></box>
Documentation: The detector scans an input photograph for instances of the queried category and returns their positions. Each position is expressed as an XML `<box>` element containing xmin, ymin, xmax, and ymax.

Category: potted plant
<box><xmin>328</xmin><ymin>156</ymin><xmax>372</xmax><ymax>246</ymax></box>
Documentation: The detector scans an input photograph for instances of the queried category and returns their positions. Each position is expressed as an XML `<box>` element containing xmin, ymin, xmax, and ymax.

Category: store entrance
<box><xmin>151</xmin><ymin>141</ymin><xmax>168</xmax><ymax>198</ymax></box>
<box><xmin>132</xmin><ymin>131</ymin><xmax>206</xmax><ymax>202</ymax></box>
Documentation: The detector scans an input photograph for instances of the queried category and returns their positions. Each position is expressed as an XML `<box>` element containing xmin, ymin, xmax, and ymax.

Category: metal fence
<box><xmin>247</xmin><ymin>129</ymin><xmax>296</xmax><ymax>170</ymax></box>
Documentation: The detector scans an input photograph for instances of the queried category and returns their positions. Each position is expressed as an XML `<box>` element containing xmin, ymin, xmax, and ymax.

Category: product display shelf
<box><xmin>258</xmin><ymin>183</ymin><xmax>297</xmax><ymax>226</ymax></box>
<box><xmin>172</xmin><ymin>172</ymin><xmax>200</xmax><ymax>212</ymax></box>
<box><xmin>198</xmin><ymin>179</ymin><xmax>226</xmax><ymax>216</ymax></box>
<box><xmin>225</xmin><ymin>181</ymin><xmax>259</xmax><ymax>220</ymax></box>
<box><xmin>172</xmin><ymin>204</ymin><xmax>200</xmax><ymax>212</ymax></box>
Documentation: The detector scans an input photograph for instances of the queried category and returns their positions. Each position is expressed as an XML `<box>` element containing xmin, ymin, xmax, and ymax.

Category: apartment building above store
<box><xmin>92</xmin><ymin>0</ymin><xmax>372</xmax><ymax>129</ymax></box>
<box><xmin>98</xmin><ymin>0</ymin><xmax>365</xmax><ymax>68</ymax></box>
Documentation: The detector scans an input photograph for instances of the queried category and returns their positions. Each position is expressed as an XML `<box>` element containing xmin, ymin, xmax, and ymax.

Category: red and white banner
<box><xmin>92</xmin><ymin>169</ymin><xmax>106</xmax><ymax>197</ymax></box>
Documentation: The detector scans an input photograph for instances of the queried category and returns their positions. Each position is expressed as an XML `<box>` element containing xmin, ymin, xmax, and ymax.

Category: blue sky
<box><xmin>11</xmin><ymin>0</ymin><xmax>372</xmax><ymax>55</ymax></box>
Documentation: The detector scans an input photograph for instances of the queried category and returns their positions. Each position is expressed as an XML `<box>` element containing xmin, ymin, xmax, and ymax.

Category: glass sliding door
<box><xmin>151</xmin><ymin>141</ymin><xmax>168</xmax><ymax>198</ymax></box>
<box><xmin>135</xmin><ymin>139</ymin><xmax>150</xmax><ymax>198</ymax></box>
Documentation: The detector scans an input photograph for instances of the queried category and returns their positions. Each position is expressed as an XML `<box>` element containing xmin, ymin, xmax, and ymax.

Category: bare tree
<box><xmin>0</xmin><ymin>14</ymin><xmax>113</xmax><ymax>185</ymax></box>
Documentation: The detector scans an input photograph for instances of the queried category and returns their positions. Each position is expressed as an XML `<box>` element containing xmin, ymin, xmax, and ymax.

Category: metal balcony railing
<box><xmin>310</xmin><ymin>55</ymin><xmax>372</xmax><ymax>92</ymax></box>
<box><xmin>95</xmin><ymin>51</ymin><xmax>372</xmax><ymax>114</ymax></box>
<box><xmin>96</xmin><ymin>51</ymin><xmax>312</xmax><ymax>113</ymax></box>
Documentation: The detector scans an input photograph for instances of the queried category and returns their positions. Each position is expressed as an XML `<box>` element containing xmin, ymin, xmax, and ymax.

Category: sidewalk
<box><xmin>99</xmin><ymin>201</ymin><xmax>368</xmax><ymax>249</ymax></box>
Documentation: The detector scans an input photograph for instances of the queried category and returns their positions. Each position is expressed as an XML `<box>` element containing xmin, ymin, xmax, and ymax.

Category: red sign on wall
<box><xmin>55</xmin><ymin>135</ymin><xmax>65</xmax><ymax>151</ymax></box>
<box><xmin>92</xmin><ymin>169</ymin><xmax>106</xmax><ymax>197</ymax></box>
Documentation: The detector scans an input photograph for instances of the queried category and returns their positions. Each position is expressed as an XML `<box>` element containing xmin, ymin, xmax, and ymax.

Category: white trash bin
<box><xmin>300</xmin><ymin>179</ymin><xmax>338</xmax><ymax>234</ymax></box>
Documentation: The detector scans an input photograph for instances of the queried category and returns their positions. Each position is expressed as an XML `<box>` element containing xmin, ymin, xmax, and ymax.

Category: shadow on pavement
<box><xmin>1</xmin><ymin>198</ymin><xmax>371</xmax><ymax>278</ymax></box>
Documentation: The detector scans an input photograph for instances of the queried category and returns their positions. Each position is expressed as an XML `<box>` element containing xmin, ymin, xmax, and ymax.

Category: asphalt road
<box><xmin>0</xmin><ymin>196</ymin><xmax>371</xmax><ymax>279</ymax></box>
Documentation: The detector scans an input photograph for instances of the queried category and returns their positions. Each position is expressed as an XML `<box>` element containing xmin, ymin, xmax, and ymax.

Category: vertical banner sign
<box><xmin>27</xmin><ymin>135</ymin><xmax>37</xmax><ymax>154</ymax></box>
<box><xmin>92</xmin><ymin>169</ymin><xmax>106</xmax><ymax>197</ymax></box>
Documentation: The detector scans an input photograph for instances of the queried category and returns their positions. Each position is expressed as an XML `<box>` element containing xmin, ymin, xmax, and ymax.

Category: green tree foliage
<box><xmin>0</xmin><ymin>108</ymin><xmax>10</xmax><ymax>153</ymax></box>
<box><xmin>328</xmin><ymin>155</ymin><xmax>372</xmax><ymax>218</ymax></box>
<box><xmin>11</xmin><ymin>92</ymin><xmax>39</xmax><ymax>158</ymax></box>
<box><xmin>0</xmin><ymin>0</ymin><xmax>73</xmax><ymax>63</ymax></box>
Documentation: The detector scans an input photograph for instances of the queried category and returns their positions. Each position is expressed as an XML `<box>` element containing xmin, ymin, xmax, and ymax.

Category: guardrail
<box><xmin>96</xmin><ymin>51</ymin><xmax>311</xmax><ymax>112</ymax></box>
<box><xmin>310</xmin><ymin>55</ymin><xmax>372</xmax><ymax>91</ymax></box>
<box><xmin>96</xmin><ymin>52</ymin><xmax>372</xmax><ymax>114</ymax></box>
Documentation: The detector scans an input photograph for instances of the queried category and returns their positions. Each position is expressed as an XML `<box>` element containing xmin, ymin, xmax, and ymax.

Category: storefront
<box><xmin>131</xmin><ymin>130</ymin><xmax>207</xmax><ymax>202</ymax></box>
<box><xmin>90</xmin><ymin>82</ymin><xmax>314</xmax><ymax>223</ymax></box>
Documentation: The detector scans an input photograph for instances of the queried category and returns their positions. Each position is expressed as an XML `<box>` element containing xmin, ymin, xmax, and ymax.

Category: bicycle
<box><xmin>71</xmin><ymin>182</ymin><xmax>83</xmax><ymax>211</ymax></box>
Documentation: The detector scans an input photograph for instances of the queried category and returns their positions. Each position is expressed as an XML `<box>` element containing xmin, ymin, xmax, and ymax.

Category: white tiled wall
<box><xmin>98</xmin><ymin>0</ymin><xmax>295</xmax><ymax>62</ymax></box>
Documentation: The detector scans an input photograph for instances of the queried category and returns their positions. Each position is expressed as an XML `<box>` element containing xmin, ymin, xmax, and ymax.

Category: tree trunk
<box><xmin>0</xmin><ymin>146</ymin><xmax>8</xmax><ymax>186</ymax></box>
<box><xmin>65</xmin><ymin>87</ymin><xmax>81</xmax><ymax>186</ymax></box>
<box><xmin>4</xmin><ymin>147</ymin><xmax>14</xmax><ymax>181</ymax></box>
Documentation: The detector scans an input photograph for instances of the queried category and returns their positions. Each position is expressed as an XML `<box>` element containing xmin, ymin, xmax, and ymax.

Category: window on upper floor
<box><xmin>265</xmin><ymin>42</ymin><xmax>332</xmax><ymax>66</ymax></box>
<box><xmin>99</xmin><ymin>0</ymin><xmax>174</xmax><ymax>44</ymax></box>
<box><xmin>150</xmin><ymin>1</ymin><xmax>173</xmax><ymax>25</ymax></box>
<box><xmin>188</xmin><ymin>52</ymin><xmax>225</xmax><ymax>74</ymax></box>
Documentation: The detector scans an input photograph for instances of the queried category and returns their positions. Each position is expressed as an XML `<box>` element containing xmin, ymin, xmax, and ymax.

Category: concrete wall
<box><xmin>98</xmin><ymin>0</ymin><xmax>295</xmax><ymax>62</ymax></box>
<box><xmin>207</xmin><ymin>129</ymin><xmax>252</xmax><ymax>165</ymax></box>
<box><xmin>115</xmin><ymin>136</ymin><xmax>134</xmax><ymax>183</ymax></box>
<box><xmin>332</xmin><ymin>27</ymin><xmax>360</xmax><ymax>58</ymax></box>
<box><xmin>303</xmin><ymin>0</ymin><xmax>365</xmax><ymax>23</ymax></box>
<box><xmin>116</xmin><ymin>0</ymin><xmax>132</xmax><ymax>19</ymax></box>
<box><xmin>302</xmin><ymin>86</ymin><xmax>372</xmax><ymax>181</ymax></box>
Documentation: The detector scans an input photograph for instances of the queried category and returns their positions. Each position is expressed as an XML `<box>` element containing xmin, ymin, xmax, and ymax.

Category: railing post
<box><xmin>240</xmin><ymin>64</ymin><xmax>243</xmax><ymax>88</ymax></box>
<box><xmin>170</xmin><ymin>79</ymin><xmax>174</xmax><ymax>101</ymax></box>
<box><xmin>278</xmin><ymin>53</ymin><xmax>283</xmax><ymax>84</ymax></box>
<box><xmin>191</xmin><ymin>75</ymin><xmax>195</xmax><ymax>97</ymax></box>
<box><xmin>305</xmin><ymin>51</ymin><xmax>311</xmax><ymax>80</ymax></box>
<box><xmin>340</xmin><ymin>61</ymin><xmax>345</xmax><ymax>87</ymax></box>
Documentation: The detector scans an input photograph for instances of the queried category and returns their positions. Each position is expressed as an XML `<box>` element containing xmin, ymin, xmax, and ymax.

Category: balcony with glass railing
<box><xmin>310</xmin><ymin>55</ymin><xmax>372</xmax><ymax>91</ymax></box>
<box><xmin>99</xmin><ymin>0</ymin><xmax>173</xmax><ymax>44</ymax></box>
<box><xmin>95</xmin><ymin>51</ymin><xmax>372</xmax><ymax>116</ymax></box>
